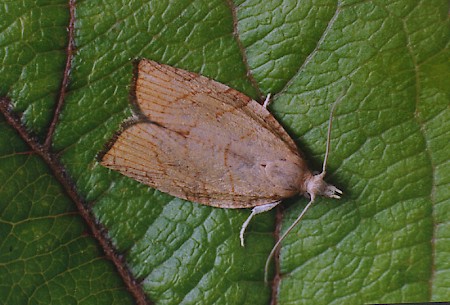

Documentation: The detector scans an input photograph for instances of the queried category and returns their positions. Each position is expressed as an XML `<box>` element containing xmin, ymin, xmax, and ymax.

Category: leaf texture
<box><xmin>0</xmin><ymin>0</ymin><xmax>449</xmax><ymax>304</ymax></box>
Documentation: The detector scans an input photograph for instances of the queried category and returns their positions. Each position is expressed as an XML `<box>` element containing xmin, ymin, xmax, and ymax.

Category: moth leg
<box><xmin>240</xmin><ymin>201</ymin><xmax>281</xmax><ymax>247</ymax></box>
<box><xmin>262</xmin><ymin>93</ymin><xmax>272</xmax><ymax>108</ymax></box>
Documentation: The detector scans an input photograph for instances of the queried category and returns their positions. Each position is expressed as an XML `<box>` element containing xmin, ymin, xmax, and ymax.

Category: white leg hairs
<box><xmin>240</xmin><ymin>201</ymin><xmax>280</xmax><ymax>247</ymax></box>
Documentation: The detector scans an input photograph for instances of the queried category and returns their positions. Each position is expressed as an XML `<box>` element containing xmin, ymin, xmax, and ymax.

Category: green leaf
<box><xmin>0</xmin><ymin>116</ymin><xmax>133</xmax><ymax>304</ymax></box>
<box><xmin>1</xmin><ymin>0</ymin><xmax>449</xmax><ymax>304</ymax></box>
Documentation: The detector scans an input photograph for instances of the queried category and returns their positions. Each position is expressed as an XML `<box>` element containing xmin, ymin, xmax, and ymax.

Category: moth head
<box><xmin>303</xmin><ymin>90</ymin><xmax>346</xmax><ymax>203</ymax></box>
<box><xmin>305</xmin><ymin>172</ymin><xmax>342</xmax><ymax>202</ymax></box>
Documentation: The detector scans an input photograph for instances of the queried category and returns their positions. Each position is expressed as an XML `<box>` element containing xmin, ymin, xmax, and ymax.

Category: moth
<box><xmin>99</xmin><ymin>59</ymin><xmax>342</xmax><ymax>280</ymax></box>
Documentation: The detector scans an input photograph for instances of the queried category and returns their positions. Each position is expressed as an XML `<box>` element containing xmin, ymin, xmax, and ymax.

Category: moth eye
<box><xmin>260</xmin><ymin>163</ymin><xmax>267</xmax><ymax>168</ymax></box>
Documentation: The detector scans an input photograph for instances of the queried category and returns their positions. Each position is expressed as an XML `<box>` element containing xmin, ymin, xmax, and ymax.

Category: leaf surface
<box><xmin>0</xmin><ymin>0</ymin><xmax>449</xmax><ymax>304</ymax></box>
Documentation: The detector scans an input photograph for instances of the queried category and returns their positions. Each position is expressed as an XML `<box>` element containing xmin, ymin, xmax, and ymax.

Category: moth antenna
<box><xmin>322</xmin><ymin>92</ymin><xmax>345</xmax><ymax>174</ymax></box>
<box><xmin>264</xmin><ymin>199</ymin><xmax>314</xmax><ymax>283</ymax></box>
<box><xmin>264</xmin><ymin>90</ymin><xmax>346</xmax><ymax>283</ymax></box>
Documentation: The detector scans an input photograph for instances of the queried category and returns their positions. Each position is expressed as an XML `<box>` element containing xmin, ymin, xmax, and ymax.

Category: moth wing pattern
<box><xmin>134</xmin><ymin>59</ymin><xmax>299</xmax><ymax>152</ymax></box>
<box><xmin>100</xmin><ymin>59</ymin><xmax>309</xmax><ymax>208</ymax></box>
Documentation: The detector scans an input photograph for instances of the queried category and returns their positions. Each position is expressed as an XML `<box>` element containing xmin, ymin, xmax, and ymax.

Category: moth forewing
<box><xmin>100</xmin><ymin>59</ymin><xmax>314</xmax><ymax>208</ymax></box>
<box><xmin>99</xmin><ymin>59</ymin><xmax>343</xmax><ymax>281</ymax></box>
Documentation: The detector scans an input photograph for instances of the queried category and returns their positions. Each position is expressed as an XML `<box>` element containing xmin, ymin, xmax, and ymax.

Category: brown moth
<box><xmin>99</xmin><ymin>59</ymin><xmax>342</xmax><ymax>280</ymax></box>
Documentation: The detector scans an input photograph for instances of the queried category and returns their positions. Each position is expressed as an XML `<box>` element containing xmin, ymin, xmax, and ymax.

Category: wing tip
<box><xmin>98</xmin><ymin>58</ymin><xmax>155</xmax><ymax>165</ymax></box>
<box><xmin>96</xmin><ymin>117</ymin><xmax>140</xmax><ymax>164</ymax></box>
<box><xmin>130</xmin><ymin>58</ymin><xmax>160</xmax><ymax>122</ymax></box>
<box><xmin>96</xmin><ymin>130</ymin><xmax>122</xmax><ymax>164</ymax></box>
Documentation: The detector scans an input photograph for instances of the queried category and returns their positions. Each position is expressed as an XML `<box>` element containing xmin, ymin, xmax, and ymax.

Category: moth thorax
<box><xmin>305</xmin><ymin>172</ymin><xmax>342</xmax><ymax>201</ymax></box>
